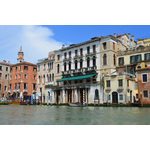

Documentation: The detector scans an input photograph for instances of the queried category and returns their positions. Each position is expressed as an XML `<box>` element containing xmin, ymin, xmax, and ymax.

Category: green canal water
<box><xmin>0</xmin><ymin>105</ymin><xmax>150</xmax><ymax>125</ymax></box>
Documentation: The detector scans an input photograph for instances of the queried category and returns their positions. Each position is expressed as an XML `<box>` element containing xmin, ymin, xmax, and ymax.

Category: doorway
<box><xmin>112</xmin><ymin>92</ymin><xmax>118</xmax><ymax>104</ymax></box>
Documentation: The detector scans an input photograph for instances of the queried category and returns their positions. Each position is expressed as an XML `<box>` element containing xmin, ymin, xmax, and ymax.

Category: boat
<box><xmin>68</xmin><ymin>102</ymin><xmax>88</xmax><ymax>107</ymax></box>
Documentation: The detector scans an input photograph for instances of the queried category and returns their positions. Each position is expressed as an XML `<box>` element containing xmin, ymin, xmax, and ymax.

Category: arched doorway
<box><xmin>112</xmin><ymin>92</ymin><xmax>118</xmax><ymax>104</ymax></box>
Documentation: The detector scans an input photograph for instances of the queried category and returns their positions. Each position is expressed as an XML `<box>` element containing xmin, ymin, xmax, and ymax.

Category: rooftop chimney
<box><xmin>114</xmin><ymin>33</ymin><xmax>116</xmax><ymax>37</ymax></box>
<box><xmin>62</xmin><ymin>44</ymin><xmax>65</xmax><ymax>48</ymax></box>
<box><xmin>128</xmin><ymin>33</ymin><xmax>131</xmax><ymax>47</ymax></box>
<box><xmin>8</xmin><ymin>61</ymin><xmax>10</xmax><ymax>64</ymax></box>
<box><xmin>132</xmin><ymin>35</ymin><xmax>134</xmax><ymax>42</ymax></box>
<box><xmin>3</xmin><ymin>60</ymin><xmax>6</xmax><ymax>63</ymax></box>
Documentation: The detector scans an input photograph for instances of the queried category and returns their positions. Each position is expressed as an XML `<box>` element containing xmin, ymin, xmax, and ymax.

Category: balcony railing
<box><xmin>8</xmin><ymin>89</ymin><xmax>11</xmax><ymax>93</ymax></box>
<box><xmin>45</xmin><ymin>81</ymin><xmax>54</xmax><ymax>86</ymax></box>
<box><xmin>23</xmin><ymin>89</ymin><xmax>28</xmax><ymax>92</ymax></box>
<box><xmin>118</xmin><ymin>86</ymin><xmax>124</xmax><ymax>90</ymax></box>
<box><xmin>105</xmin><ymin>87</ymin><xmax>111</xmax><ymax>91</ymax></box>
<box><xmin>86</xmin><ymin>51</ymin><xmax>96</xmax><ymax>56</ymax></box>
<box><xmin>74</xmin><ymin>55</ymin><xmax>83</xmax><ymax>59</ymax></box>
<box><xmin>63</xmin><ymin>57</ymin><xmax>71</xmax><ymax>61</ymax></box>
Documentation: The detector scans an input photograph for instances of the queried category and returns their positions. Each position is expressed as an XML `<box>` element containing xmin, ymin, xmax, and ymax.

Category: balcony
<box><xmin>45</xmin><ymin>81</ymin><xmax>54</xmax><ymax>86</ymax></box>
<box><xmin>74</xmin><ymin>55</ymin><xmax>83</xmax><ymax>60</ymax></box>
<box><xmin>23</xmin><ymin>89</ymin><xmax>28</xmax><ymax>92</ymax></box>
<box><xmin>8</xmin><ymin>89</ymin><xmax>11</xmax><ymax>93</ymax></box>
<box><xmin>105</xmin><ymin>87</ymin><xmax>111</xmax><ymax>91</ymax></box>
<box><xmin>16</xmin><ymin>89</ymin><xmax>20</xmax><ymax>92</ymax></box>
<box><xmin>63</xmin><ymin>57</ymin><xmax>71</xmax><ymax>62</ymax></box>
<box><xmin>13</xmin><ymin>89</ymin><xmax>17</xmax><ymax>92</ymax></box>
<box><xmin>33</xmin><ymin>89</ymin><xmax>36</xmax><ymax>93</ymax></box>
<box><xmin>86</xmin><ymin>51</ymin><xmax>96</xmax><ymax>57</ymax></box>
<box><xmin>117</xmin><ymin>86</ymin><xmax>124</xmax><ymax>91</ymax></box>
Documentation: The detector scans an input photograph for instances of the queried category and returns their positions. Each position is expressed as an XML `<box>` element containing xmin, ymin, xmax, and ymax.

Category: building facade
<box><xmin>136</xmin><ymin>66</ymin><xmax>150</xmax><ymax>104</ymax></box>
<box><xmin>0</xmin><ymin>61</ymin><xmax>11</xmax><ymax>99</ymax></box>
<box><xmin>37</xmin><ymin>50</ymin><xmax>56</xmax><ymax>103</ymax></box>
<box><xmin>8</xmin><ymin>47</ymin><xmax>37</xmax><ymax>99</ymax></box>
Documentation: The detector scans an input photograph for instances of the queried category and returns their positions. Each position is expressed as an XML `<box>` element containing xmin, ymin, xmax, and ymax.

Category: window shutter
<box><xmin>130</xmin><ymin>56</ymin><xmax>132</xmax><ymax>63</ymax></box>
<box><xmin>122</xmin><ymin>57</ymin><xmax>124</xmax><ymax>65</ymax></box>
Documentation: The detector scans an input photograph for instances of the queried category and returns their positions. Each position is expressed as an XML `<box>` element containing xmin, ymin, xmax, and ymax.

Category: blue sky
<box><xmin>0</xmin><ymin>25</ymin><xmax>150</xmax><ymax>64</ymax></box>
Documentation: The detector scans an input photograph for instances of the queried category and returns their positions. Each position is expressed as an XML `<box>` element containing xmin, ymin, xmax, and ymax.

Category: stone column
<box><xmin>72</xmin><ymin>89</ymin><xmax>74</xmax><ymax>103</ymax></box>
<box><xmin>83</xmin><ymin>57</ymin><xmax>86</xmax><ymax>68</ymax></box>
<box><xmin>62</xmin><ymin>89</ymin><xmax>65</xmax><ymax>103</ymax></box>
<box><xmin>86</xmin><ymin>89</ymin><xmax>88</xmax><ymax>103</ymax></box>
<box><xmin>78</xmin><ymin>89</ymin><xmax>81</xmax><ymax>103</ymax></box>
<box><xmin>66</xmin><ymin>90</ymin><xmax>68</xmax><ymax>103</ymax></box>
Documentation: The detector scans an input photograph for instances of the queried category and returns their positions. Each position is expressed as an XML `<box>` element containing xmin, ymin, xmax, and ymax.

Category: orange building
<box><xmin>8</xmin><ymin>47</ymin><xmax>37</xmax><ymax>99</ymax></box>
<box><xmin>136</xmin><ymin>66</ymin><xmax>150</xmax><ymax>104</ymax></box>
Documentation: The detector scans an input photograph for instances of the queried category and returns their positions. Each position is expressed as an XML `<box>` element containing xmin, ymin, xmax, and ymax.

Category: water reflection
<box><xmin>1</xmin><ymin>105</ymin><xmax>150</xmax><ymax>125</ymax></box>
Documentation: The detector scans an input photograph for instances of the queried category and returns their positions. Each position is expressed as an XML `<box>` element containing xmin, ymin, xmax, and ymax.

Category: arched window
<box><xmin>75</xmin><ymin>60</ymin><xmax>78</xmax><ymax>70</ymax></box>
<box><xmin>93</xmin><ymin>56</ymin><xmax>96</xmax><ymax>67</ymax></box>
<box><xmin>69</xmin><ymin>61</ymin><xmax>71</xmax><ymax>70</ymax></box>
<box><xmin>52</xmin><ymin>73</ymin><xmax>54</xmax><ymax>81</ymax></box>
<box><xmin>80</xmin><ymin>59</ymin><xmax>83</xmax><ymax>69</ymax></box>
<box><xmin>64</xmin><ymin>62</ymin><xmax>66</xmax><ymax>71</ymax></box>
<box><xmin>57</xmin><ymin>64</ymin><xmax>60</xmax><ymax>73</ymax></box>
<box><xmin>103</xmin><ymin>54</ymin><xmax>107</xmax><ymax>65</ymax></box>
<box><xmin>87</xmin><ymin>57</ymin><xmax>90</xmax><ymax>67</ymax></box>
<box><xmin>50</xmin><ymin>74</ymin><xmax>51</xmax><ymax>81</ymax></box>
<box><xmin>113</xmin><ymin>54</ymin><xmax>116</xmax><ymax>66</ymax></box>
<box><xmin>95</xmin><ymin>89</ymin><xmax>99</xmax><ymax>100</ymax></box>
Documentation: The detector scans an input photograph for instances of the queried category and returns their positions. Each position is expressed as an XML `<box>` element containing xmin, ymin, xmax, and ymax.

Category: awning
<box><xmin>56</xmin><ymin>74</ymin><xmax>96</xmax><ymax>82</ymax></box>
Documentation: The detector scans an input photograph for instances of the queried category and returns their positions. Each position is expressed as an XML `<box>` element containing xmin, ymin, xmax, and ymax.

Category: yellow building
<box><xmin>137</xmin><ymin>38</ymin><xmax>150</xmax><ymax>47</ymax></box>
<box><xmin>104</xmin><ymin>72</ymin><xmax>137</xmax><ymax>104</ymax></box>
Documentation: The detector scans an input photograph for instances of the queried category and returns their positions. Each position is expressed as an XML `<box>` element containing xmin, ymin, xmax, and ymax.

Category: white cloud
<box><xmin>0</xmin><ymin>25</ymin><xmax>63</xmax><ymax>64</ymax></box>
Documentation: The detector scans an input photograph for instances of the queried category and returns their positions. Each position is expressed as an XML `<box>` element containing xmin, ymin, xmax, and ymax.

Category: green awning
<box><xmin>56</xmin><ymin>74</ymin><xmax>96</xmax><ymax>82</ymax></box>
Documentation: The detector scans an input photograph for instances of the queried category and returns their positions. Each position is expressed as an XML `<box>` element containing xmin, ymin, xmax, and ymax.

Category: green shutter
<box><xmin>130</xmin><ymin>56</ymin><xmax>132</xmax><ymax>63</ymax></box>
<box><xmin>122</xmin><ymin>57</ymin><xmax>124</xmax><ymax>65</ymax></box>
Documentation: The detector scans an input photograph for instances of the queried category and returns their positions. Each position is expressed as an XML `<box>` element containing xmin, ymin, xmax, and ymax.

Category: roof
<box><xmin>57</xmin><ymin>35</ymin><xmax>120</xmax><ymax>52</ymax></box>
<box><xmin>136</xmin><ymin>67</ymin><xmax>150</xmax><ymax>71</ymax></box>
<box><xmin>0</xmin><ymin>62</ymin><xmax>13</xmax><ymax>66</ymax></box>
<box><xmin>57</xmin><ymin>74</ymin><xmax>96</xmax><ymax>82</ymax></box>
<box><xmin>11</xmin><ymin>61</ymin><xmax>37</xmax><ymax>67</ymax></box>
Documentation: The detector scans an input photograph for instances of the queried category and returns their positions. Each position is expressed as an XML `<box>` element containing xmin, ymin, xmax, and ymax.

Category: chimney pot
<box><xmin>114</xmin><ymin>33</ymin><xmax>116</xmax><ymax>37</ymax></box>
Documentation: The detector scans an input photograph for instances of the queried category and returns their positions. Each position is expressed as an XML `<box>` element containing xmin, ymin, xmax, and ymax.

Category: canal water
<box><xmin>0</xmin><ymin>105</ymin><xmax>150</xmax><ymax>125</ymax></box>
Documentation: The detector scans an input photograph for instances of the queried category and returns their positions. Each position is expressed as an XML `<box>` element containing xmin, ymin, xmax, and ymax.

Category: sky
<box><xmin>1</xmin><ymin>25</ymin><xmax>150</xmax><ymax>64</ymax></box>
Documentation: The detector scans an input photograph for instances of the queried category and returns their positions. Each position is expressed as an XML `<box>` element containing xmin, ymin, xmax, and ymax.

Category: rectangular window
<box><xmin>0</xmin><ymin>66</ymin><xmax>2</xmax><ymax>71</ymax></box>
<box><xmin>19</xmin><ymin>66</ymin><xmax>21</xmax><ymax>70</ymax></box>
<box><xmin>15</xmin><ymin>74</ymin><xmax>17</xmax><ymax>80</ymax></box>
<box><xmin>113</xmin><ymin>42</ymin><xmax>115</xmax><ymax>50</ymax></box>
<box><xmin>80</xmin><ymin>48</ymin><xmax>83</xmax><ymax>56</ymax></box>
<box><xmin>127</xmin><ymin>80</ymin><xmax>129</xmax><ymax>87</ymax></box>
<box><xmin>64</xmin><ymin>53</ymin><xmax>67</xmax><ymax>59</ymax></box>
<box><xmin>9</xmin><ymin>84</ymin><xmax>11</xmax><ymax>90</ymax></box>
<box><xmin>18</xmin><ymin>83</ymin><xmax>20</xmax><ymax>89</ymax></box>
<box><xmin>24</xmin><ymin>66</ymin><xmax>28</xmax><ymax>70</ymax></box>
<box><xmin>16</xmin><ymin>67</ymin><xmax>18</xmax><ymax>71</ymax></box>
<box><xmin>10</xmin><ymin>67</ymin><xmax>12</xmax><ymax>72</ymax></box>
<box><xmin>118</xmin><ymin>79</ymin><xmax>123</xmax><ymax>87</ymax></box>
<box><xmin>142</xmin><ymin>74</ymin><xmax>148</xmax><ymax>83</ymax></box>
<box><xmin>87</xmin><ymin>46</ymin><xmax>90</xmax><ymax>54</ymax></box>
<box><xmin>33</xmin><ymin>67</ymin><xmax>37</xmax><ymax>72</ymax></box>
<box><xmin>33</xmin><ymin>84</ymin><xmax>36</xmax><ymax>90</ymax></box>
<box><xmin>24</xmin><ymin>83</ymin><xmax>27</xmax><ymax>89</ymax></box>
<box><xmin>145</xmin><ymin>53</ymin><xmax>150</xmax><ymax>61</ymax></box>
<box><xmin>57</xmin><ymin>55</ymin><xmax>60</xmax><ymax>60</ymax></box>
<box><xmin>122</xmin><ymin>38</ymin><xmax>124</xmax><ymax>43</ymax></box>
<box><xmin>130</xmin><ymin>55</ymin><xmax>141</xmax><ymax>63</ymax></box>
<box><xmin>108</xmin><ymin>95</ymin><xmax>111</xmax><ymax>100</ymax></box>
<box><xmin>19</xmin><ymin>74</ymin><xmax>21</xmax><ymax>79</ymax></box>
<box><xmin>6</xmin><ymin>67</ymin><xmax>8</xmax><ymax>71</ymax></box>
<box><xmin>106</xmin><ymin>80</ymin><xmax>110</xmax><ymax>88</ymax></box>
<box><xmin>118</xmin><ymin>57</ymin><xmax>124</xmax><ymax>66</ymax></box>
<box><xmin>69</xmin><ymin>51</ymin><xmax>71</xmax><ymax>58</ymax></box>
<box><xmin>15</xmin><ymin>83</ymin><xmax>17</xmax><ymax>89</ymax></box>
<box><xmin>44</xmin><ymin>64</ymin><xmax>46</xmax><ymax>70</ymax></box>
<box><xmin>5</xmin><ymin>86</ymin><xmax>7</xmax><ymax>91</ymax></box>
<box><xmin>24</xmin><ymin>74</ymin><xmax>27</xmax><ymax>79</ymax></box>
<box><xmin>75</xmin><ymin>50</ymin><xmax>78</xmax><ymax>56</ymax></box>
<box><xmin>119</xmin><ymin>94</ymin><xmax>123</xmax><ymax>100</ymax></box>
<box><xmin>103</xmin><ymin>42</ymin><xmax>107</xmax><ymax>50</ymax></box>
<box><xmin>93</xmin><ymin>45</ymin><xmax>96</xmax><ymax>53</ymax></box>
<box><xmin>143</xmin><ymin>90</ymin><xmax>148</xmax><ymax>98</ymax></box>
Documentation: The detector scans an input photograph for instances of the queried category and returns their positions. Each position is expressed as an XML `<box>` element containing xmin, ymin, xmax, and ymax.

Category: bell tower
<box><xmin>17</xmin><ymin>46</ymin><xmax>24</xmax><ymax>63</ymax></box>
